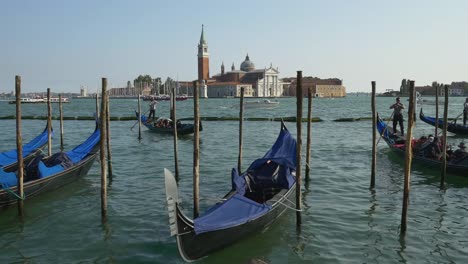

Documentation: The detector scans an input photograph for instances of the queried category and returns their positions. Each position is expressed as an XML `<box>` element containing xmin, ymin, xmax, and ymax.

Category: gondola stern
<box><xmin>164</xmin><ymin>168</ymin><xmax>180</xmax><ymax>237</ymax></box>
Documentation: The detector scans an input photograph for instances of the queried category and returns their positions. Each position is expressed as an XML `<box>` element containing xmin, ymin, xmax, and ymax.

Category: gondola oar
<box><xmin>450</xmin><ymin>112</ymin><xmax>464</xmax><ymax>125</ymax></box>
<box><xmin>376</xmin><ymin>111</ymin><xmax>395</xmax><ymax>145</ymax></box>
<box><xmin>131</xmin><ymin>109</ymin><xmax>149</xmax><ymax>130</ymax></box>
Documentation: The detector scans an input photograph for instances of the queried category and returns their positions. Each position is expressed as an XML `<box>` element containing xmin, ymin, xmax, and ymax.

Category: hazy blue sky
<box><xmin>1</xmin><ymin>0</ymin><xmax>467</xmax><ymax>93</ymax></box>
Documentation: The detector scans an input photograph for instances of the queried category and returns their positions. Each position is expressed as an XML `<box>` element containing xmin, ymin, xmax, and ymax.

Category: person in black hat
<box><xmin>390</xmin><ymin>97</ymin><xmax>405</xmax><ymax>136</ymax></box>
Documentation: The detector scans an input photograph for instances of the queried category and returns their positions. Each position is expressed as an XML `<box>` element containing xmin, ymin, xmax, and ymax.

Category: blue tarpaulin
<box><xmin>194</xmin><ymin>124</ymin><xmax>296</xmax><ymax>234</ymax></box>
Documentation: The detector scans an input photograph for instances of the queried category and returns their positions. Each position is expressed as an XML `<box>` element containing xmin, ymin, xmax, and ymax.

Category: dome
<box><xmin>240</xmin><ymin>54</ymin><xmax>255</xmax><ymax>72</ymax></box>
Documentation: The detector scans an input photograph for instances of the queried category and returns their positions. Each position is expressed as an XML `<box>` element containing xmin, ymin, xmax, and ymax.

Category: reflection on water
<box><xmin>1</xmin><ymin>97</ymin><xmax>468</xmax><ymax>263</ymax></box>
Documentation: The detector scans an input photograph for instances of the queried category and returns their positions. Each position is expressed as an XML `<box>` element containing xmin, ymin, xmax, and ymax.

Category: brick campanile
<box><xmin>198</xmin><ymin>24</ymin><xmax>209</xmax><ymax>83</ymax></box>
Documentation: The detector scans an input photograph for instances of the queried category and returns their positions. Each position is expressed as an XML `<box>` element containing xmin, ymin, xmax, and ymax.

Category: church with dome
<box><xmin>197</xmin><ymin>26</ymin><xmax>285</xmax><ymax>98</ymax></box>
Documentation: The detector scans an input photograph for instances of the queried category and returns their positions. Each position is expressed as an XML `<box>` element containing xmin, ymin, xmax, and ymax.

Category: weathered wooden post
<box><xmin>400</xmin><ymin>80</ymin><xmax>416</xmax><ymax>234</ymax></box>
<box><xmin>100</xmin><ymin>78</ymin><xmax>108</xmax><ymax>222</ymax></box>
<box><xmin>193</xmin><ymin>81</ymin><xmax>200</xmax><ymax>218</ymax></box>
<box><xmin>15</xmin><ymin>76</ymin><xmax>25</xmax><ymax>216</ymax></box>
<box><xmin>371</xmin><ymin>81</ymin><xmax>377</xmax><ymax>189</ymax></box>
<box><xmin>172</xmin><ymin>86</ymin><xmax>180</xmax><ymax>183</ymax></box>
<box><xmin>435</xmin><ymin>86</ymin><xmax>439</xmax><ymax>136</ymax></box>
<box><xmin>59</xmin><ymin>94</ymin><xmax>64</xmax><ymax>152</ymax></box>
<box><xmin>440</xmin><ymin>85</ymin><xmax>449</xmax><ymax>188</ymax></box>
<box><xmin>47</xmin><ymin>88</ymin><xmax>52</xmax><ymax>156</ymax></box>
<box><xmin>238</xmin><ymin>87</ymin><xmax>244</xmax><ymax>173</ymax></box>
<box><xmin>296</xmin><ymin>71</ymin><xmax>303</xmax><ymax>227</ymax></box>
<box><xmin>305</xmin><ymin>86</ymin><xmax>312</xmax><ymax>182</ymax></box>
<box><xmin>95</xmin><ymin>93</ymin><xmax>99</xmax><ymax>119</ymax></box>
<box><xmin>138</xmin><ymin>94</ymin><xmax>142</xmax><ymax>140</ymax></box>
<box><xmin>106</xmin><ymin>92</ymin><xmax>113</xmax><ymax>179</ymax></box>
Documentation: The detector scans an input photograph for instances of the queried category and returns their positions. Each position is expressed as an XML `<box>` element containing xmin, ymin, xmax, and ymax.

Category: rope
<box><xmin>0</xmin><ymin>183</ymin><xmax>25</xmax><ymax>200</ymax></box>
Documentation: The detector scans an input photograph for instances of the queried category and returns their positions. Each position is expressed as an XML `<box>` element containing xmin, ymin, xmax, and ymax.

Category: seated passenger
<box><xmin>452</xmin><ymin>142</ymin><xmax>467</xmax><ymax>160</ymax></box>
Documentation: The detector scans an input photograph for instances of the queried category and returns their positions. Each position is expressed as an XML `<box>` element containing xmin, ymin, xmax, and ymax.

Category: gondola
<box><xmin>136</xmin><ymin>111</ymin><xmax>202</xmax><ymax>135</ymax></box>
<box><xmin>164</xmin><ymin>122</ymin><xmax>297</xmax><ymax>261</ymax></box>
<box><xmin>0</xmin><ymin>122</ymin><xmax>100</xmax><ymax>209</ymax></box>
<box><xmin>420</xmin><ymin>108</ymin><xmax>468</xmax><ymax>135</ymax></box>
<box><xmin>0</xmin><ymin>123</ymin><xmax>52</xmax><ymax>172</ymax></box>
<box><xmin>377</xmin><ymin>113</ymin><xmax>468</xmax><ymax>174</ymax></box>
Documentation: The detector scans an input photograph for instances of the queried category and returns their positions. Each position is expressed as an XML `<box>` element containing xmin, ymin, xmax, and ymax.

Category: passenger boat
<box><xmin>0</xmin><ymin>123</ymin><xmax>52</xmax><ymax>172</ymax></box>
<box><xmin>0</xmin><ymin>122</ymin><xmax>100</xmax><ymax>209</ymax></box>
<box><xmin>136</xmin><ymin>112</ymin><xmax>201</xmax><ymax>135</ymax></box>
<box><xmin>241</xmin><ymin>99</ymin><xmax>279</xmax><ymax>109</ymax></box>
<box><xmin>8</xmin><ymin>97</ymin><xmax>70</xmax><ymax>104</ymax></box>
<box><xmin>376</xmin><ymin>113</ymin><xmax>468</xmax><ymax>174</ymax></box>
<box><xmin>164</xmin><ymin>122</ymin><xmax>297</xmax><ymax>261</ymax></box>
<box><xmin>143</xmin><ymin>95</ymin><xmax>188</xmax><ymax>101</ymax></box>
<box><xmin>419</xmin><ymin>108</ymin><xmax>468</xmax><ymax>135</ymax></box>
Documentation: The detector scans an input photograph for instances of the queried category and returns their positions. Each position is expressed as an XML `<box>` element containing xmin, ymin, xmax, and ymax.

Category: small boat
<box><xmin>8</xmin><ymin>97</ymin><xmax>70</xmax><ymax>104</ymax></box>
<box><xmin>241</xmin><ymin>99</ymin><xmax>279</xmax><ymax>109</ymax></box>
<box><xmin>0</xmin><ymin>123</ymin><xmax>52</xmax><ymax>172</ymax></box>
<box><xmin>419</xmin><ymin>108</ymin><xmax>468</xmax><ymax>135</ymax></box>
<box><xmin>376</xmin><ymin>113</ymin><xmax>468</xmax><ymax>174</ymax></box>
<box><xmin>164</xmin><ymin>122</ymin><xmax>297</xmax><ymax>261</ymax></box>
<box><xmin>136</xmin><ymin>112</ymin><xmax>202</xmax><ymax>135</ymax></box>
<box><xmin>143</xmin><ymin>95</ymin><xmax>188</xmax><ymax>101</ymax></box>
<box><xmin>0</xmin><ymin>122</ymin><xmax>100</xmax><ymax>209</ymax></box>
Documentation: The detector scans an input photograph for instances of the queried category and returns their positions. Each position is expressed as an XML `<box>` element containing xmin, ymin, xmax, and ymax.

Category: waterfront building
<box><xmin>196</xmin><ymin>26</ymin><xmax>284</xmax><ymax>98</ymax></box>
<box><xmin>287</xmin><ymin>77</ymin><xmax>346</xmax><ymax>97</ymax></box>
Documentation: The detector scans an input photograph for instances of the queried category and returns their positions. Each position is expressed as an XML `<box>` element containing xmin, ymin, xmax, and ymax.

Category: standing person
<box><xmin>390</xmin><ymin>97</ymin><xmax>405</xmax><ymax>136</ymax></box>
<box><xmin>148</xmin><ymin>97</ymin><xmax>157</xmax><ymax>121</ymax></box>
<box><xmin>463</xmin><ymin>98</ymin><xmax>468</xmax><ymax>126</ymax></box>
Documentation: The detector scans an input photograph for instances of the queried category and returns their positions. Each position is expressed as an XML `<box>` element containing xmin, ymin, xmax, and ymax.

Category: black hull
<box><xmin>420</xmin><ymin>108</ymin><xmax>468</xmax><ymax>135</ymax></box>
<box><xmin>377</xmin><ymin>114</ymin><xmax>468</xmax><ymax>175</ymax></box>
<box><xmin>0</xmin><ymin>150</ymin><xmax>99</xmax><ymax>209</ymax></box>
<box><xmin>174</xmin><ymin>186</ymin><xmax>296</xmax><ymax>261</ymax></box>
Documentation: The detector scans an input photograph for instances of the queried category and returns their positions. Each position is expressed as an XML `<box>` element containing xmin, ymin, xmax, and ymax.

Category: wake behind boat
<box><xmin>164</xmin><ymin>122</ymin><xmax>297</xmax><ymax>261</ymax></box>
<box><xmin>0</xmin><ymin>122</ymin><xmax>100</xmax><ymax>209</ymax></box>
<box><xmin>0</xmin><ymin>123</ymin><xmax>52</xmax><ymax>172</ymax></box>
<box><xmin>419</xmin><ymin>108</ymin><xmax>468</xmax><ymax>135</ymax></box>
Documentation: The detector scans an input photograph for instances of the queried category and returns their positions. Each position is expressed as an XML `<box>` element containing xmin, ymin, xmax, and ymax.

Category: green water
<box><xmin>0</xmin><ymin>96</ymin><xmax>467</xmax><ymax>263</ymax></box>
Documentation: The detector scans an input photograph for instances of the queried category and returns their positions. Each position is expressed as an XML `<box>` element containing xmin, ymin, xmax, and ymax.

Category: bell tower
<box><xmin>198</xmin><ymin>24</ymin><xmax>209</xmax><ymax>83</ymax></box>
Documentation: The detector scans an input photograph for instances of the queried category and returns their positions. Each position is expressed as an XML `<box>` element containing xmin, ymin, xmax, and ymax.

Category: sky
<box><xmin>1</xmin><ymin>0</ymin><xmax>467</xmax><ymax>94</ymax></box>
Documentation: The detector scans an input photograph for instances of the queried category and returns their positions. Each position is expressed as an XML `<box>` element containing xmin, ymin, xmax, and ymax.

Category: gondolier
<box><xmin>390</xmin><ymin>97</ymin><xmax>405</xmax><ymax>136</ymax></box>
<box><xmin>148</xmin><ymin>97</ymin><xmax>157</xmax><ymax>121</ymax></box>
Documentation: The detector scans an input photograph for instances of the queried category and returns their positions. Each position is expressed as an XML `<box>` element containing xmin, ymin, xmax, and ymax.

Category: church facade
<box><xmin>197</xmin><ymin>26</ymin><xmax>284</xmax><ymax>98</ymax></box>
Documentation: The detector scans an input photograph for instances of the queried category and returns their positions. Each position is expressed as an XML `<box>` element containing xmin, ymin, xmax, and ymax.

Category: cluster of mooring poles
<box><xmin>371</xmin><ymin>80</ymin><xmax>450</xmax><ymax>235</ymax></box>
<box><xmin>12</xmin><ymin>76</ymin><xmax>112</xmax><ymax>221</ymax></box>
<box><xmin>166</xmin><ymin>70</ymin><xmax>313</xmax><ymax>229</ymax></box>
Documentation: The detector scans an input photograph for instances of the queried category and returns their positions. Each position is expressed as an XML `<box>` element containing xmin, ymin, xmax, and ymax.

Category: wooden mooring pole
<box><xmin>59</xmin><ymin>94</ymin><xmax>64</xmax><ymax>152</ymax></box>
<box><xmin>440</xmin><ymin>85</ymin><xmax>449</xmax><ymax>188</ymax></box>
<box><xmin>95</xmin><ymin>93</ymin><xmax>99</xmax><ymax>119</ymax></box>
<box><xmin>138</xmin><ymin>94</ymin><xmax>142</xmax><ymax>140</ymax></box>
<box><xmin>296</xmin><ymin>71</ymin><xmax>303</xmax><ymax>227</ymax></box>
<box><xmin>172</xmin><ymin>86</ymin><xmax>180</xmax><ymax>183</ymax></box>
<box><xmin>47</xmin><ymin>88</ymin><xmax>52</xmax><ymax>156</ymax></box>
<box><xmin>305</xmin><ymin>86</ymin><xmax>312</xmax><ymax>182</ymax></box>
<box><xmin>435</xmin><ymin>86</ymin><xmax>439</xmax><ymax>136</ymax></box>
<box><xmin>238</xmin><ymin>87</ymin><xmax>244</xmax><ymax>173</ymax></box>
<box><xmin>371</xmin><ymin>81</ymin><xmax>377</xmax><ymax>189</ymax></box>
<box><xmin>193</xmin><ymin>81</ymin><xmax>200</xmax><ymax>218</ymax></box>
<box><xmin>400</xmin><ymin>80</ymin><xmax>416</xmax><ymax>234</ymax></box>
<box><xmin>15</xmin><ymin>76</ymin><xmax>24</xmax><ymax>216</ymax></box>
<box><xmin>106</xmin><ymin>92</ymin><xmax>113</xmax><ymax>179</ymax></box>
<box><xmin>100</xmin><ymin>78</ymin><xmax>108</xmax><ymax>222</ymax></box>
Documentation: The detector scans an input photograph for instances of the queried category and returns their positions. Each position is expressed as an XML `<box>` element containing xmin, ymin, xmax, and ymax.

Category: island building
<box><xmin>285</xmin><ymin>77</ymin><xmax>346</xmax><ymax>97</ymax></box>
<box><xmin>196</xmin><ymin>25</ymin><xmax>284</xmax><ymax>98</ymax></box>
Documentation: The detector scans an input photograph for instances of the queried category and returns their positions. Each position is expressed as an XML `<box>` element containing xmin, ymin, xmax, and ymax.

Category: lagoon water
<box><xmin>0</xmin><ymin>95</ymin><xmax>467</xmax><ymax>263</ymax></box>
